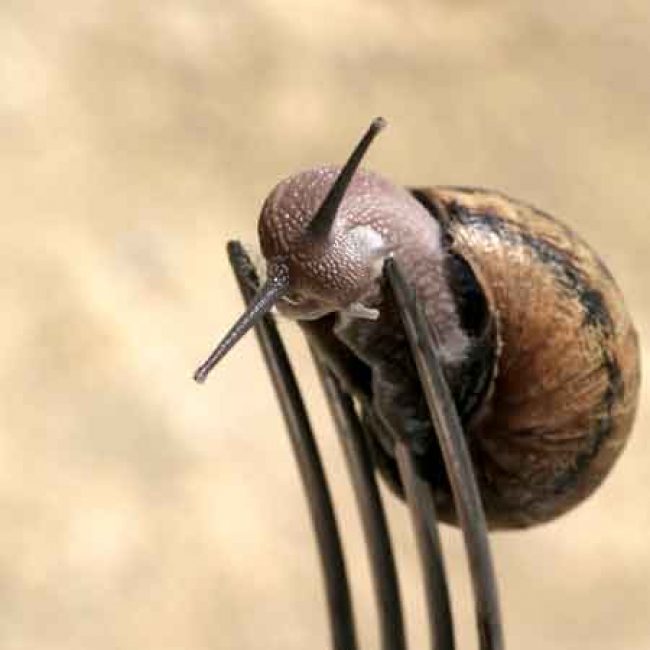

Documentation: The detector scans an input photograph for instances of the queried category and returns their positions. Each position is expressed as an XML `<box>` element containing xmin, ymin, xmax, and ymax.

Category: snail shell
<box><xmin>372</xmin><ymin>186</ymin><xmax>641</xmax><ymax>528</ymax></box>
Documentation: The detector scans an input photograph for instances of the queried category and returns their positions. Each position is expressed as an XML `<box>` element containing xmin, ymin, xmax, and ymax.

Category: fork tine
<box><xmin>385</xmin><ymin>259</ymin><xmax>504</xmax><ymax>650</ymax></box>
<box><xmin>395</xmin><ymin>441</ymin><xmax>456</xmax><ymax>650</ymax></box>
<box><xmin>227</xmin><ymin>240</ymin><xmax>358</xmax><ymax>650</ymax></box>
<box><xmin>313</xmin><ymin>358</ymin><xmax>407</xmax><ymax>650</ymax></box>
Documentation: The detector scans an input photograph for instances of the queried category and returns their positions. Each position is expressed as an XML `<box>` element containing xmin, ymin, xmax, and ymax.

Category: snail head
<box><xmin>194</xmin><ymin>117</ymin><xmax>387</xmax><ymax>383</ymax></box>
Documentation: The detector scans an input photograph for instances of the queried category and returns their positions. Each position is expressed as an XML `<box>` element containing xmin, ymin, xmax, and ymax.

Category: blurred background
<box><xmin>2</xmin><ymin>1</ymin><xmax>649</xmax><ymax>649</ymax></box>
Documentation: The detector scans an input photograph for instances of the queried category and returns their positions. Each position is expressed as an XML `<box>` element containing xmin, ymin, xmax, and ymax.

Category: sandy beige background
<box><xmin>2</xmin><ymin>2</ymin><xmax>648</xmax><ymax>649</ymax></box>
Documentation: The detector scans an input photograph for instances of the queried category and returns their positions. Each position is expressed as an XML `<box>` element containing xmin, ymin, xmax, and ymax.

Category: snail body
<box><xmin>196</xmin><ymin>120</ymin><xmax>640</xmax><ymax>529</ymax></box>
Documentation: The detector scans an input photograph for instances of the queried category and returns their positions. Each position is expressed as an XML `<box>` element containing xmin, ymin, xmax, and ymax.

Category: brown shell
<box><xmin>415</xmin><ymin>187</ymin><xmax>641</xmax><ymax>528</ymax></box>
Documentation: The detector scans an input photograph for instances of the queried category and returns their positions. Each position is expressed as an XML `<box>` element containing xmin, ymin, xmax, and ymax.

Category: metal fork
<box><xmin>224</xmin><ymin>240</ymin><xmax>504</xmax><ymax>650</ymax></box>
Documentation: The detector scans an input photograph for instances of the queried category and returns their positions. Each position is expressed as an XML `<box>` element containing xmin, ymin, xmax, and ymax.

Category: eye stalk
<box><xmin>306</xmin><ymin>117</ymin><xmax>386</xmax><ymax>241</ymax></box>
<box><xmin>193</xmin><ymin>264</ymin><xmax>289</xmax><ymax>383</ymax></box>
<box><xmin>193</xmin><ymin>116</ymin><xmax>387</xmax><ymax>383</ymax></box>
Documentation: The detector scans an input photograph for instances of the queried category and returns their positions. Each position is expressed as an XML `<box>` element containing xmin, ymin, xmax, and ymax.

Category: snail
<box><xmin>194</xmin><ymin>118</ymin><xmax>640</xmax><ymax>529</ymax></box>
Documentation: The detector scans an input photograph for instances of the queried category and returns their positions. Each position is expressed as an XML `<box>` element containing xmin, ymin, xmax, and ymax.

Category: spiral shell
<box><xmin>414</xmin><ymin>186</ymin><xmax>641</xmax><ymax>527</ymax></box>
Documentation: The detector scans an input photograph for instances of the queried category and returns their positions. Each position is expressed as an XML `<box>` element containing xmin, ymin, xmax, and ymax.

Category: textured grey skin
<box><xmin>258</xmin><ymin>167</ymin><xmax>470</xmax><ymax>457</ymax></box>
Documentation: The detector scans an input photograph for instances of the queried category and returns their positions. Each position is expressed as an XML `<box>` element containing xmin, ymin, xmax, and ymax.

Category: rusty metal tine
<box><xmin>227</xmin><ymin>241</ymin><xmax>358</xmax><ymax>650</ymax></box>
<box><xmin>386</xmin><ymin>259</ymin><xmax>504</xmax><ymax>650</ymax></box>
<box><xmin>313</xmin><ymin>358</ymin><xmax>407</xmax><ymax>650</ymax></box>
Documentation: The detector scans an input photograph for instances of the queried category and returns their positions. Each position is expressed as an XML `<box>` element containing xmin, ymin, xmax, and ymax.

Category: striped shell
<box><xmin>416</xmin><ymin>187</ymin><xmax>641</xmax><ymax>527</ymax></box>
